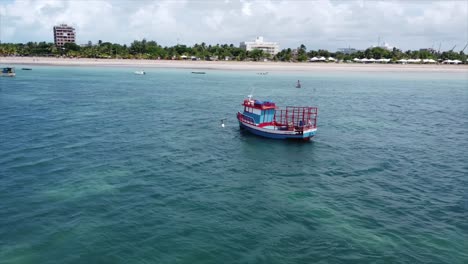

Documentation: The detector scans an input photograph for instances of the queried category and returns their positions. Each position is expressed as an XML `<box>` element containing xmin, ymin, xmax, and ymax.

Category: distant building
<box><xmin>53</xmin><ymin>24</ymin><xmax>76</xmax><ymax>47</ymax></box>
<box><xmin>338</xmin><ymin>48</ymin><xmax>358</xmax><ymax>54</ymax></box>
<box><xmin>420</xmin><ymin>48</ymin><xmax>437</xmax><ymax>54</ymax></box>
<box><xmin>240</xmin><ymin>36</ymin><xmax>279</xmax><ymax>57</ymax></box>
<box><xmin>371</xmin><ymin>42</ymin><xmax>394</xmax><ymax>51</ymax></box>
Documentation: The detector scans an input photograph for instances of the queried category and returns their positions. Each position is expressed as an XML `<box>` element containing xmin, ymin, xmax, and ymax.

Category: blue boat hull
<box><xmin>239</xmin><ymin>121</ymin><xmax>316</xmax><ymax>140</ymax></box>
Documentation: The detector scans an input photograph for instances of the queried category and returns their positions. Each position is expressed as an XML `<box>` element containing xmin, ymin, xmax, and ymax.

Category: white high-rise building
<box><xmin>240</xmin><ymin>36</ymin><xmax>280</xmax><ymax>57</ymax></box>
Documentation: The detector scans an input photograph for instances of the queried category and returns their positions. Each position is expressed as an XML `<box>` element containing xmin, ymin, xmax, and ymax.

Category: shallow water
<box><xmin>1</xmin><ymin>66</ymin><xmax>467</xmax><ymax>263</ymax></box>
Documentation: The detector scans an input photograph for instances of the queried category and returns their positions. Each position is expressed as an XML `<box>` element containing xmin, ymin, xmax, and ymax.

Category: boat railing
<box><xmin>274</xmin><ymin>106</ymin><xmax>318</xmax><ymax>130</ymax></box>
<box><xmin>237</xmin><ymin>112</ymin><xmax>256</xmax><ymax>125</ymax></box>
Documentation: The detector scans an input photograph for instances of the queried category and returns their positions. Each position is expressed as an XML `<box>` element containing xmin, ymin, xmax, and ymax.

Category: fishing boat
<box><xmin>134</xmin><ymin>70</ymin><xmax>146</xmax><ymax>75</ymax></box>
<box><xmin>296</xmin><ymin>80</ymin><xmax>301</xmax><ymax>88</ymax></box>
<box><xmin>237</xmin><ymin>96</ymin><xmax>318</xmax><ymax>140</ymax></box>
<box><xmin>1</xmin><ymin>67</ymin><xmax>16</xmax><ymax>77</ymax></box>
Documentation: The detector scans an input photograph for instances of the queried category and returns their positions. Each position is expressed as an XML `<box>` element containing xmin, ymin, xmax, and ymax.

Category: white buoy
<box><xmin>221</xmin><ymin>118</ymin><xmax>226</xmax><ymax>128</ymax></box>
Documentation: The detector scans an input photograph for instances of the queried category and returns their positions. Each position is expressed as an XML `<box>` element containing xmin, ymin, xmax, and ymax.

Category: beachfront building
<box><xmin>53</xmin><ymin>24</ymin><xmax>76</xmax><ymax>47</ymax></box>
<box><xmin>338</xmin><ymin>47</ymin><xmax>358</xmax><ymax>54</ymax></box>
<box><xmin>240</xmin><ymin>36</ymin><xmax>279</xmax><ymax>57</ymax></box>
<box><xmin>370</xmin><ymin>42</ymin><xmax>395</xmax><ymax>51</ymax></box>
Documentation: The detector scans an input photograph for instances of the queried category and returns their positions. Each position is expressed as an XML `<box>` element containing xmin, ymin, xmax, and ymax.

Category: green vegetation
<box><xmin>0</xmin><ymin>40</ymin><xmax>466</xmax><ymax>63</ymax></box>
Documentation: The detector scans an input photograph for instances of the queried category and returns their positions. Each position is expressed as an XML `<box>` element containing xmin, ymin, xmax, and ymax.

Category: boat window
<box><xmin>252</xmin><ymin>108</ymin><xmax>262</xmax><ymax>115</ymax></box>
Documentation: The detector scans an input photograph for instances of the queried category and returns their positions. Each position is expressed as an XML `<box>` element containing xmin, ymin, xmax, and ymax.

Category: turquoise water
<box><xmin>1</xmin><ymin>66</ymin><xmax>467</xmax><ymax>263</ymax></box>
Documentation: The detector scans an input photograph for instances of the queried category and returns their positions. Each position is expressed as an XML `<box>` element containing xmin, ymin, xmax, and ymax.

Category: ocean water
<box><xmin>0</xmin><ymin>66</ymin><xmax>467</xmax><ymax>264</ymax></box>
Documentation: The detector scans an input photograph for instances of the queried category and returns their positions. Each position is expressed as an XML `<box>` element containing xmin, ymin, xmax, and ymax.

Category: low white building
<box><xmin>371</xmin><ymin>42</ymin><xmax>395</xmax><ymax>51</ymax></box>
<box><xmin>240</xmin><ymin>36</ymin><xmax>280</xmax><ymax>57</ymax></box>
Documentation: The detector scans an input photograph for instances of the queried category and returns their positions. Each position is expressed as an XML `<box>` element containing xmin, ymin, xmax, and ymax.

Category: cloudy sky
<box><xmin>1</xmin><ymin>0</ymin><xmax>467</xmax><ymax>51</ymax></box>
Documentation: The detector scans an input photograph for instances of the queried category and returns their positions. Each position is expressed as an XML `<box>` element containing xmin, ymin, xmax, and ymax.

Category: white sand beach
<box><xmin>1</xmin><ymin>56</ymin><xmax>467</xmax><ymax>73</ymax></box>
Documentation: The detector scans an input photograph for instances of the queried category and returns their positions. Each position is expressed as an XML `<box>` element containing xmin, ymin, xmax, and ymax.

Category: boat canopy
<box><xmin>243</xmin><ymin>98</ymin><xmax>276</xmax><ymax>110</ymax></box>
<box><xmin>2</xmin><ymin>67</ymin><xmax>15</xmax><ymax>73</ymax></box>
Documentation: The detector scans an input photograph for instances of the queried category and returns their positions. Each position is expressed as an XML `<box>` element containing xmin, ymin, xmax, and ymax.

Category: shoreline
<box><xmin>1</xmin><ymin>56</ymin><xmax>468</xmax><ymax>73</ymax></box>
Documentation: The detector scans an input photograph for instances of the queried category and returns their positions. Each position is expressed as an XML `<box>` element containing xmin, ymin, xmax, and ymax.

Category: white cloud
<box><xmin>1</xmin><ymin>0</ymin><xmax>467</xmax><ymax>51</ymax></box>
<box><xmin>241</xmin><ymin>2</ymin><xmax>252</xmax><ymax>16</ymax></box>
<box><xmin>204</xmin><ymin>10</ymin><xmax>225</xmax><ymax>31</ymax></box>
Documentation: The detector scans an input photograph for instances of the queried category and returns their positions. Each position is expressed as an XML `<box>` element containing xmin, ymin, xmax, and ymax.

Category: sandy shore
<box><xmin>1</xmin><ymin>56</ymin><xmax>468</xmax><ymax>73</ymax></box>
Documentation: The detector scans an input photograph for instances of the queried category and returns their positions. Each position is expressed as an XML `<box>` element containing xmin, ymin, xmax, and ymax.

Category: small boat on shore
<box><xmin>1</xmin><ymin>67</ymin><xmax>16</xmax><ymax>77</ymax></box>
<box><xmin>134</xmin><ymin>70</ymin><xmax>146</xmax><ymax>75</ymax></box>
<box><xmin>237</xmin><ymin>95</ymin><xmax>318</xmax><ymax>140</ymax></box>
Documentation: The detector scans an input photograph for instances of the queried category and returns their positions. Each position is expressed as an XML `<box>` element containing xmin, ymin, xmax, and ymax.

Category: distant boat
<box><xmin>296</xmin><ymin>80</ymin><xmax>301</xmax><ymax>88</ymax></box>
<box><xmin>21</xmin><ymin>68</ymin><xmax>32</xmax><ymax>71</ymax></box>
<box><xmin>191</xmin><ymin>71</ymin><xmax>206</xmax><ymax>74</ymax></box>
<box><xmin>1</xmin><ymin>67</ymin><xmax>15</xmax><ymax>77</ymax></box>
<box><xmin>134</xmin><ymin>70</ymin><xmax>145</xmax><ymax>75</ymax></box>
<box><xmin>257</xmin><ymin>72</ymin><xmax>268</xmax><ymax>75</ymax></box>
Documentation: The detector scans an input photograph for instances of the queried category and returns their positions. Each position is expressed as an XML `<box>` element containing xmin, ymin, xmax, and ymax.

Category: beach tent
<box><xmin>310</xmin><ymin>57</ymin><xmax>318</xmax><ymax>62</ymax></box>
<box><xmin>361</xmin><ymin>58</ymin><xmax>370</xmax><ymax>63</ymax></box>
<box><xmin>397</xmin><ymin>59</ymin><xmax>408</xmax><ymax>63</ymax></box>
<box><xmin>368</xmin><ymin>58</ymin><xmax>376</xmax><ymax>63</ymax></box>
<box><xmin>318</xmin><ymin>56</ymin><xmax>326</xmax><ymax>61</ymax></box>
<box><xmin>453</xmin><ymin>60</ymin><xmax>462</xmax><ymax>64</ymax></box>
<box><xmin>353</xmin><ymin>58</ymin><xmax>361</xmax><ymax>62</ymax></box>
<box><xmin>327</xmin><ymin>57</ymin><xmax>336</xmax><ymax>61</ymax></box>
